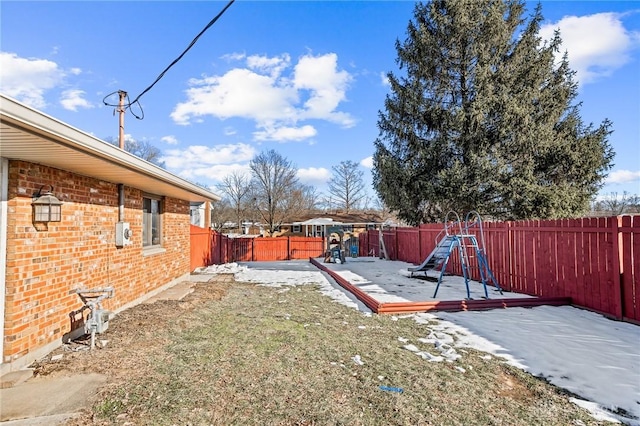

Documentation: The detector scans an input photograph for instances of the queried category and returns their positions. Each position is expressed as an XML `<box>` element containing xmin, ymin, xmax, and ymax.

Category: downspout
<box><xmin>118</xmin><ymin>184</ymin><xmax>125</xmax><ymax>222</ymax></box>
<box><xmin>0</xmin><ymin>158</ymin><xmax>9</xmax><ymax>365</ymax></box>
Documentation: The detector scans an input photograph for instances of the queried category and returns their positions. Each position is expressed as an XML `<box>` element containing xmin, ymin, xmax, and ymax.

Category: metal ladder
<box><xmin>418</xmin><ymin>211</ymin><xmax>503</xmax><ymax>299</ymax></box>
<box><xmin>463</xmin><ymin>211</ymin><xmax>503</xmax><ymax>297</ymax></box>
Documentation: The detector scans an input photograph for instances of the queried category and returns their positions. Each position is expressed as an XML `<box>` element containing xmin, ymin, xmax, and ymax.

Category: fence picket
<box><xmin>609</xmin><ymin>216</ymin><xmax>623</xmax><ymax>319</ymax></box>
<box><xmin>583</xmin><ymin>218</ymin><xmax>596</xmax><ymax>311</ymax></box>
<box><xmin>623</xmin><ymin>215</ymin><xmax>640</xmax><ymax>321</ymax></box>
<box><xmin>596</xmin><ymin>217</ymin><xmax>608</xmax><ymax>314</ymax></box>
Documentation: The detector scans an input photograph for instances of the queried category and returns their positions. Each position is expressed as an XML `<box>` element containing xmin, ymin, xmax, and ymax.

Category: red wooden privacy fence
<box><xmin>190</xmin><ymin>216</ymin><xmax>639</xmax><ymax>323</ymax></box>
<box><xmin>190</xmin><ymin>225</ymin><xmax>212</xmax><ymax>271</ymax></box>
<box><xmin>190</xmin><ymin>226</ymin><xmax>324</xmax><ymax>269</ymax></box>
<box><xmin>359</xmin><ymin>216</ymin><xmax>639</xmax><ymax>324</ymax></box>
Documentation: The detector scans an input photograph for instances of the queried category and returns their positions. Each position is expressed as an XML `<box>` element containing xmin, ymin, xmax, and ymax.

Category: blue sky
<box><xmin>1</xmin><ymin>1</ymin><xmax>639</xmax><ymax>203</ymax></box>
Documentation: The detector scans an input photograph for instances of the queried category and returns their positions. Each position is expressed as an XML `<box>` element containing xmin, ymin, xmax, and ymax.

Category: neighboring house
<box><xmin>282</xmin><ymin>213</ymin><xmax>387</xmax><ymax>238</ymax></box>
<box><xmin>190</xmin><ymin>201</ymin><xmax>213</xmax><ymax>228</ymax></box>
<box><xmin>0</xmin><ymin>94</ymin><xmax>220</xmax><ymax>373</ymax></box>
<box><xmin>287</xmin><ymin>217</ymin><xmax>344</xmax><ymax>238</ymax></box>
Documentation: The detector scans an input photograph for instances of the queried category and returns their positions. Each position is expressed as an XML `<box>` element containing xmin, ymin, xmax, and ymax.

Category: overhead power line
<box><xmin>103</xmin><ymin>0</ymin><xmax>235</xmax><ymax>119</ymax></box>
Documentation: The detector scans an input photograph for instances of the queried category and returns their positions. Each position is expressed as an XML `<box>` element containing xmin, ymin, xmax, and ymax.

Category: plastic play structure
<box><xmin>324</xmin><ymin>226</ymin><xmax>358</xmax><ymax>263</ymax></box>
<box><xmin>409</xmin><ymin>211</ymin><xmax>503</xmax><ymax>299</ymax></box>
<box><xmin>324</xmin><ymin>226</ymin><xmax>347</xmax><ymax>263</ymax></box>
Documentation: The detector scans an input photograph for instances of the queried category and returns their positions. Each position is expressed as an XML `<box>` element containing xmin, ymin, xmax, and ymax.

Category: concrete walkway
<box><xmin>1</xmin><ymin>374</ymin><xmax>106</xmax><ymax>424</ymax></box>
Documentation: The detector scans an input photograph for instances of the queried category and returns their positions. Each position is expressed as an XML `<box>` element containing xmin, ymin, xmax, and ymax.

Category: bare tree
<box><xmin>274</xmin><ymin>184</ymin><xmax>321</xmax><ymax>223</ymax></box>
<box><xmin>249</xmin><ymin>150</ymin><xmax>301</xmax><ymax>234</ymax></box>
<box><xmin>328</xmin><ymin>160</ymin><xmax>367</xmax><ymax>214</ymax></box>
<box><xmin>592</xmin><ymin>192</ymin><xmax>640</xmax><ymax>216</ymax></box>
<box><xmin>210</xmin><ymin>198</ymin><xmax>234</xmax><ymax>231</ymax></box>
<box><xmin>217</xmin><ymin>171</ymin><xmax>252</xmax><ymax>234</ymax></box>
<box><xmin>105</xmin><ymin>136</ymin><xmax>165</xmax><ymax>168</ymax></box>
<box><xmin>298</xmin><ymin>184</ymin><xmax>321</xmax><ymax>213</ymax></box>
<box><xmin>319</xmin><ymin>195</ymin><xmax>334</xmax><ymax>213</ymax></box>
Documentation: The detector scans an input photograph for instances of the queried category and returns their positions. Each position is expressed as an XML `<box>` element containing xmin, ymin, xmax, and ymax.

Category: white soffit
<box><xmin>0</xmin><ymin>94</ymin><xmax>220</xmax><ymax>203</ymax></box>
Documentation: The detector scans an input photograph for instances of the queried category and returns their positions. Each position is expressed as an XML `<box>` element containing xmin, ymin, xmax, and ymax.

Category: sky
<box><xmin>1</xmin><ymin>1</ymin><xmax>639</xmax><ymax>203</ymax></box>
<box><xmin>200</xmin><ymin>259</ymin><xmax>640</xmax><ymax>425</ymax></box>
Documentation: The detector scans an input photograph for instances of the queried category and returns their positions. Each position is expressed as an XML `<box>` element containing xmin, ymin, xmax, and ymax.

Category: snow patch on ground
<box><xmin>198</xmin><ymin>263</ymin><xmax>358</xmax><ymax>310</ymax></box>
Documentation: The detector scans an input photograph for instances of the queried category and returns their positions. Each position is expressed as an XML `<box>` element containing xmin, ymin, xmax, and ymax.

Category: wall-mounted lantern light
<box><xmin>32</xmin><ymin>185</ymin><xmax>63</xmax><ymax>222</ymax></box>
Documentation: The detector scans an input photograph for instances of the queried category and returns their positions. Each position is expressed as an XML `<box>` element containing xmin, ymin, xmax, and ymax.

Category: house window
<box><xmin>190</xmin><ymin>206</ymin><xmax>201</xmax><ymax>226</ymax></box>
<box><xmin>293</xmin><ymin>224</ymin><xmax>301</xmax><ymax>233</ymax></box>
<box><xmin>143</xmin><ymin>195</ymin><xmax>162</xmax><ymax>247</ymax></box>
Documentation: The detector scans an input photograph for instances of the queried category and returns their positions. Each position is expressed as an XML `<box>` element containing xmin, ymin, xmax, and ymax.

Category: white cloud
<box><xmin>380</xmin><ymin>72</ymin><xmax>390</xmax><ymax>87</ymax></box>
<box><xmin>246</xmin><ymin>53</ymin><xmax>290</xmax><ymax>78</ymax></box>
<box><xmin>293</xmin><ymin>53</ymin><xmax>355</xmax><ymax>126</ymax></box>
<box><xmin>171</xmin><ymin>68</ymin><xmax>299</xmax><ymax>125</ymax></box>
<box><xmin>360</xmin><ymin>156</ymin><xmax>373</xmax><ymax>169</ymax></box>
<box><xmin>605</xmin><ymin>170</ymin><xmax>640</xmax><ymax>184</ymax></box>
<box><xmin>539</xmin><ymin>12</ymin><xmax>640</xmax><ymax>85</ymax></box>
<box><xmin>222</xmin><ymin>52</ymin><xmax>246</xmax><ymax>62</ymax></box>
<box><xmin>161</xmin><ymin>135</ymin><xmax>179</xmax><ymax>145</ymax></box>
<box><xmin>60</xmin><ymin>89</ymin><xmax>93</xmax><ymax>111</ymax></box>
<box><xmin>161</xmin><ymin>143</ymin><xmax>257</xmax><ymax>183</ymax></box>
<box><xmin>171</xmin><ymin>52</ymin><xmax>355</xmax><ymax>142</ymax></box>
<box><xmin>253</xmin><ymin>124</ymin><xmax>317</xmax><ymax>142</ymax></box>
<box><xmin>181</xmin><ymin>163</ymin><xmax>252</xmax><ymax>182</ymax></box>
<box><xmin>69</xmin><ymin>67</ymin><xmax>82</xmax><ymax>76</ymax></box>
<box><xmin>123</xmin><ymin>134</ymin><xmax>137</xmax><ymax>143</ymax></box>
<box><xmin>297</xmin><ymin>167</ymin><xmax>330</xmax><ymax>185</ymax></box>
<box><xmin>162</xmin><ymin>143</ymin><xmax>256</xmax><ymax>170</ymax></box>
<box><xmin>0</xmin><ymin>52</ymin><xmax>65</xmax><ymax>108</ymax></box>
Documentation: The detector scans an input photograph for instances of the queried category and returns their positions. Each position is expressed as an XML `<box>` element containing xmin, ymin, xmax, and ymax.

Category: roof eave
<box><xmin>0</xmin><ymin>94</ymin><xmax>220</xmax><ymax>203</ymax></box>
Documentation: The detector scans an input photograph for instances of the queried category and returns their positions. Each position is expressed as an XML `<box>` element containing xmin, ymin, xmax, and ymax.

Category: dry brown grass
<box><xmin>34</xmin><ymin>275</ymin><xmax>609</xmax><ymax>425</ymax></box>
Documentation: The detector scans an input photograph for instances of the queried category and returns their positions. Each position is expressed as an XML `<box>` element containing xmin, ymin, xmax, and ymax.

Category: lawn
<box><xmin>39</xmin><ymin>275</ymin><xmax>606</xmax><ymax>425</ymax></box>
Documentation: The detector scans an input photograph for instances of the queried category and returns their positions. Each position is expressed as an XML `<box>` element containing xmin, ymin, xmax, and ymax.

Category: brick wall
<box><xmin>3</xmin><ymin>161</ymin><xmax>191</xmax><ymax>364</ymax></box>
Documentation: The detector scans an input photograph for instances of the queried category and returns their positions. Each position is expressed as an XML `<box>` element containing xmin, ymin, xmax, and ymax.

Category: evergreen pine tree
<box><xmin>373</xmin><ymin>0</ymin><xmax>614</xmax><ymax>224</ymax></box>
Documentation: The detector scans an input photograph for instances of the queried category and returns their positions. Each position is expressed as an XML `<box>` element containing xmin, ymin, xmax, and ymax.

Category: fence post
<box><xmin>611</xmin><ymin>216</ymin><xmax>624</xmax><ymax>320</ymax></box>
<box><xmin>418</xmin><ymin>226</ymin><xmax>422</xmax><ymax>264</ymax></box>
<box><xmin>394</xmin><ymin>227</ymin><xmax>399</xmax><ymax>261</ymax></box>
<box><xmin>212</xmin><ymin>228</ymin><xmax>218</xmax><ymax>265</ymax></box>
<box><xmin>506</xmin><ymin>221</ymin><xmax>513</xmax><ymax>292</ymax></box>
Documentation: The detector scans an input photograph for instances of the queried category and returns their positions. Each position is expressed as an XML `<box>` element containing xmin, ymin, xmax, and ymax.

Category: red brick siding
<box><xmin>3</xmin><ymin>161</ymin><xmax>191</xmax><ymax>363</ymax></box>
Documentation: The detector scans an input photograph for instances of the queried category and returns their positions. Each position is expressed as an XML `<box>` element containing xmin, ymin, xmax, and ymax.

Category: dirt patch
<box><xmin>30</xmin><ymin>274</ymin><xmax>604</xmax><ymax>425</ymax></box>
<box><xmin>496</xmin><ymin>370</ymin><xmax>536</xmax><ymax>402</ymax></box>
<box><xmin>31</xmin><ymin>277</ymin><xmax>229</xmax><ymax>381</ymax></box>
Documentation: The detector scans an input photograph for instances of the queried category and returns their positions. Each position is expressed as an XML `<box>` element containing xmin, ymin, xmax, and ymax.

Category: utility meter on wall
<box><xmin>115</xmin><ymin>222</ymin><xmax>133</xmax><ymax>247</ymax></box>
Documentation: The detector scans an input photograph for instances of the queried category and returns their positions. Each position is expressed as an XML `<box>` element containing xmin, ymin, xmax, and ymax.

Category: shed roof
<box><xmin>295</xmin><ymin>217</ymin><xmax>344</xmax><ymax>226</ymax></box>
<box><xmin>0</xmin><ymin>94</ymin><xmax>220</xmax><ymax>203</ymax></box>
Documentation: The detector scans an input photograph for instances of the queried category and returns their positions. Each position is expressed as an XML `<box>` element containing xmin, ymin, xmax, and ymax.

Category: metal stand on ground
<box><xmin>75</xmin><ymin>287</ymin><xmax>114</xmax><ymax>349</ymax></box>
